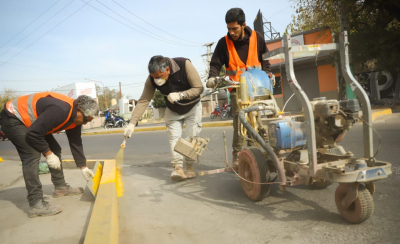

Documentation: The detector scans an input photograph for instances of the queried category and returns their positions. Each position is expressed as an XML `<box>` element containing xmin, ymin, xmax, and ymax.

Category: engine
<box><xmin>267</xmin><ymin>97</ymin><xmax>360</xmax><ymax>150</ymax></box>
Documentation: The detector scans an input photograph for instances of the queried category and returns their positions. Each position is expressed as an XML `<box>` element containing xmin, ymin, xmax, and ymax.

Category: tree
<box><xmin>286</xmin><ymin>0</ymin><xmax>400</xmax><ymax>73</ymax></box>
<box><xmin>152</xmin><ymin>90</ymin><xmax>166</xmax><ymax>109</ymax></box>
<box><xmin>95</xmin><ymin>85</ymin><xmax>122</xmax><ymax>111</ymax></box>
<box><xmin>0</xmin><ymin>88</ymin><xmax>19</xmax><ymax>113</ymax></box>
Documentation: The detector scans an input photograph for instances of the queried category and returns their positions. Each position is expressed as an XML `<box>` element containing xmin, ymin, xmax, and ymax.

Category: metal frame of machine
<box><xmin>174</xmin><ymin>31</ymin><xmax>392</xmax><ymax>223</ymax></box>
<box><xmin>233</xmin><ymin>31</ymin><xmax>391</xmax><ymax>223</ymax></box>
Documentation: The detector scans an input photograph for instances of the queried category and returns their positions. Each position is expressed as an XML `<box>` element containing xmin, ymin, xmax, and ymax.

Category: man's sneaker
<box><xmin>232</xmin><ymin>151</ymin><xmax>240</xmax><ymax>167</ymax></box>
<box><xmin>28</xmin><ymin>199</ymin><xmax>62</xmax><ymax>218</ymax></box>
<box><xmin>170</xmin><ymin>166</ymin><xmax>187</xmax><ymax>181</ymax></box>
<box><xmin>185</xmin><ymin>162</ymin><xmax>196</xmax><ymax>179</ymax></box>
<box><xmin>53</xmin><ymin>184</ymin><xmax>83</xmax><ymax>198</ymax></box>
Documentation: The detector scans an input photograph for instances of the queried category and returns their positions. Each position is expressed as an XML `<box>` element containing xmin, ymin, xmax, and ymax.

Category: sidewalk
<box><xmin>0</xmin><ymin>159</ymin><xmax>94</xmax><ymax>244</ymax></box>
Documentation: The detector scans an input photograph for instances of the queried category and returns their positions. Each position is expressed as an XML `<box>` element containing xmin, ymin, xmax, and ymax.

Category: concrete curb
<box><xmin>82</xmin><ymin>121</ymin><xmax>233</xmax><ymax>136</ymax></box>
<box><xmin>371</xmin><ymin>108</ymin><xmax>392</xmax><ymax>121</ymax></box>
<box><xmin>81</xmin><ymin>108</ymin><xmax>392</xmax><ymax>136</ymax></box>
<box><xmin>84</xmin><ymin>160</ymin><xmax>119</xmax><ymax>244</ymax></box>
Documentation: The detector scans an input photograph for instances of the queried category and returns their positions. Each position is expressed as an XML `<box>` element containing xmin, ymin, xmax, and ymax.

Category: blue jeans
<box><xmin>0</xmin><ymin>110</ymin><xmax>66</xmax><ymax>206</ymax></box>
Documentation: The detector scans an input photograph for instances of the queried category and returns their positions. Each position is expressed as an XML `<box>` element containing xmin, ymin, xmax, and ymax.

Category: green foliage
<box><xmin>286</xmin><ymin>0</ymin><xmax>400</xmax><ymax>72</ymax></box>
<box><xmin>152</xmin><ymin>90</ymin><xmax>166</xmax><ymax>109</ymax></box>
<box><xmin>95</xmin><ymin>85</ymin><xmax>122</xmax><ymax>111</ymax></box>
<box><xmin>0</xmin><ymin>88</ymin><xmax>19</xmax><ymax>113</ymax></box>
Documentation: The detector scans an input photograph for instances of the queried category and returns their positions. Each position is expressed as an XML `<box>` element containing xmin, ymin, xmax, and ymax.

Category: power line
<box><xmin>0</xmin><ymin>0</ymin><xmax>62</xmax><ymax>50</ymax></box>
<box><xmin>0</xmin><ymin>60</ymin><xmax>147</xmax><ymax>77</ymax></box>
<box><xmin>0</xmin><ymin>0</ymin><xmax>75</xmax><ymax>59</ymax></box>
<box><xmin>82</xmin><ymin>0</ymin><xmax>199</xmax><ymax>47</ymax></box>
<box><xmin>112</xmin><ymin>0</ymin><xmax>202</xmax><ymax>45</ymax></box>
<box><xmin>0</xmin><ymin>1</ymin><xmax>92</xmax><ymax>68</ymax></box>
<box><xmin>266</xmin><ymin>5</ymin><xmax>292</xmax><ymax>19</ymax></box>
<box><xmin>95</xmin><ymin>0</ymin><xmax>198</xmax><ymax>47</ymax></box>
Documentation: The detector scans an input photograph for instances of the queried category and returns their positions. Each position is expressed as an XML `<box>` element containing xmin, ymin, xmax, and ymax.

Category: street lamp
<box><xmin>85</xmin><ymin>78</ymin><xmax>108</xmax><ymax>109</ymax></box>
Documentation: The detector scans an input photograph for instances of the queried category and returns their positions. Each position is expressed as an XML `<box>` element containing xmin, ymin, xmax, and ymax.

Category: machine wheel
<box><xmin>335</xmin><ymin>184</ymin><xmax>374</xmax><ymax>223</ymax></box>
<box><xmin>220</xmin><ymin>111</ymin><xmax>228</xmax><ymax>119</ymax></box>
<box><xmin>210</xmin><ymin>113</ymin><xmax>217</xmax><ymax>119</ymax></box>
<box><xmin>238</xmin><ymin>147</ymin><xmax>270</xmax><ymax>201</ymax></box>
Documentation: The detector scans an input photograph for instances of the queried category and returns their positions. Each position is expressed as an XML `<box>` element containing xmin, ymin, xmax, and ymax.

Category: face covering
<box><xmin>154</xmin><ymin>78</ymin><xmax>166</xmax><ymax>86</ymax></box>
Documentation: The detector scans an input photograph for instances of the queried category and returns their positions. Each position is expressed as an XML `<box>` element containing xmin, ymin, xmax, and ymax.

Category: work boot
<box><xmin>170</xmin><ymin>165</ymin><xmax>187</xmax><ymax>181</ymax></box>
<box><xmin>28</xmin><ymin>199</ymin><xmax>63</xmax><ymax>218</ymax></box>
<box><xmin>232</xmin><ymin>151</ymin><xmax>240</xmax><ymax>167</ymax></box>
<box><xmin>185</xmin><ymin>162</ymin><xmax>196</xmax><ymax>179</ymax></box>
<box><xmin>53</xmin><ymin>184</ymin><xmax>83</xmax><ymax>198</ymax></box>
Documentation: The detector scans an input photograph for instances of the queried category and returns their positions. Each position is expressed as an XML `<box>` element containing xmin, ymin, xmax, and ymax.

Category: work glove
<box><xmin>206</xmin><ymin>77</ymin><xmax>217</xmax><ymax>88</ymax></box>
<box><xmin>81</xmin><ymin>167</ymin><xmax>94</xmax><ymax>181</ymax></box>
<box><xmin>45</xmin><ymin>153</ymin><xmax>61</xmax><ymax>170</ymax></box>
<box><xmin>167</xmin><ymin>92</ymin><xmax>181</xmax><ymax>104</ymax></box>
<box><xmin>123</xmin><ymin>123</ymin><xmax>135</xmax><ymax>138</ymax></box>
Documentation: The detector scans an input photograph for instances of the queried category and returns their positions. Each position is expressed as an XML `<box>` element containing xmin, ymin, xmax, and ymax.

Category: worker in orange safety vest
<box><xmin>1</xmin><ymin>92</ymin><xmax>99</xmax><ymax>218</ymax></box>
<box><xmin>206</xmin><ymin>8</ymin><xmax>273</xmax><ymax>166</ymax></box>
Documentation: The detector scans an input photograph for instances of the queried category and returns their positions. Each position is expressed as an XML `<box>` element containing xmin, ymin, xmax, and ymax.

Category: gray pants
<box><xmin>0</xmin><ymin>110</ymin><xmax>66</xmax><ymax>206</ymax></box>
<box><xmin>165</xmin><ymin>102</ymin><xmax>202</xmax><ymax>168</ymax></box>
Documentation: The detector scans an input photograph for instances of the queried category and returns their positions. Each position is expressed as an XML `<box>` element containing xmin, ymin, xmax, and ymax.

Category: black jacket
<box><xmin>209</xmin><ymin>26</ymin><xmax>271</xmax><ymax>78</ymax></box>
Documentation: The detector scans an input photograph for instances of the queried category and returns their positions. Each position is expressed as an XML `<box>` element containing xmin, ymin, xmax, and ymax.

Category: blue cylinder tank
<box><xmin>267</xmin><ymin>118</ymin><xmax>307</xmax><ymax>150</ymax></box>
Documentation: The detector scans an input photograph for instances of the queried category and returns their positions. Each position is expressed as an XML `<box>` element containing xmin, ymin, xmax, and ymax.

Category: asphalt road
<box><xmin>0</xmin><ymin>114</ymin><xmax>399</xmax><ymax>243</ymax></box>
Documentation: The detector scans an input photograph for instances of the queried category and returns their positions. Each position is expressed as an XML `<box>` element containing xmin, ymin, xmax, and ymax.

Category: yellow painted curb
<box><xmin>84</xmin><ymin>160</ymin><xmax>119</xmax><ymax>244</ymax></box>
<box><xmin>82</xmin><ymin>121</ymin><xmax>234</xmax><ymax>136</ymax></box>
<box><xmin>371</xmin><ymin>108</ymin><xmax>392</xmax><ymax>121</ymax></box>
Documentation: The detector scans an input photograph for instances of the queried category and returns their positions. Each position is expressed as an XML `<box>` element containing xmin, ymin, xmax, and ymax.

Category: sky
<box><xmin>0</xmin><ymin>0</ymin><xmax>296</xmax><ymax>100</ymax></box>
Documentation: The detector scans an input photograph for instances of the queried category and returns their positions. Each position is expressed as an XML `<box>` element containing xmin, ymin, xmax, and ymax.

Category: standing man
<box><xmin>105</xmin><ymin>109</ymin><xmax>113</xmax><ymax>124</ymax></box>
<box><xmin>124</xmin><ymin>55</ymin><xmax>203</xmax><ymax>181</ymax></box>
<box><xmin>1</xmin><ymin>93</ymin><xmax>98</xmax><ymax>218</ymax></box>
<box><xmin>206</xmin><ymin>8</ymin><xmax>272</xmax><ymax>166</ymax></box>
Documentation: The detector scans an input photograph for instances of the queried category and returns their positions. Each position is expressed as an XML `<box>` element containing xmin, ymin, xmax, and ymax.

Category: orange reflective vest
<box><xmin>225</xmin><ymin>30</ymin><xmax>262</xmax><ymax>85</ymax></box>
<box><xmin>6</xmin><ymin>92</ymin><xmax>77</xmax><ymax>134</ymax></box>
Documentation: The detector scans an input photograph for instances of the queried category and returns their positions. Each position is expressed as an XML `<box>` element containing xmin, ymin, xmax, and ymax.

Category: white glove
<box><xmin>167</xmin><ymin>92</ymin><xmax>181</xmax><ymax>104</ymax></box>
<box><xmin>123</xmin><ymin>123</ymin><xmax>135</xmax><ymax>138</ymax></box>
<box><xmin>81</xmin><ymin>167</ymin><xmax>94</xmax><ymax>181</ymax></box>
<box><xmin>45</xmin><ymin>153</ymin><xmax>61</xmax><ymax>170</ymax></box>
<box><xmin>206</xmin><ymin>77</ymin><xmax>216</xmax><ymax>88</ymax></box>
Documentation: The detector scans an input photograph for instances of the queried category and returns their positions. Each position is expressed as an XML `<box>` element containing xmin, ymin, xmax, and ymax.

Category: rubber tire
<box><xmin>335</xmin><ymin>184</ymin><xmax>374</xmax><ymax>223</ymax></box>
<box><xmin>220</xmin><ymin>111</ymin><xmax>228</xmax><ymax>119</ymax></box>
<box><xmin>210</xmin><ymin>113</ymin><xmax>217</xmax><ymax>119</ymax></box>
<box><xmin>238</xmin><ymin>147</ymin><xmax>270</xmax><ymax>201</ymax></box>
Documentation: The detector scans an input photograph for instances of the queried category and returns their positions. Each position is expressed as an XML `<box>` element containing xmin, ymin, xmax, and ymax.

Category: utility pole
<box><xmin>339</xmin><ymin>0</ymin><xmax>356</xmax><ymax>100</ymax></box>
<box><xmin>202</xmin><ymin>42</ymin><xmax>215</xmax><ymax>112</ymax></box>
<box><xmin>85</xmin><ymin>78</ymin><xmax>108</xmax><ymax>109</ymax></box>
<box><xmin>119</xmin><ymin>82</ymin><xmax>122</xmax><ymax>99</ymax></box>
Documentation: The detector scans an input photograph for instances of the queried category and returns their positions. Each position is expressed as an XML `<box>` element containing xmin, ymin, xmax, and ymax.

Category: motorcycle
<box><xmin>210</xmin><ymin>105</ymin><xmax>222</xmax><ymax>119</ymax></box>
<box><xmin>104</xmin><ymin>115</ymin><xmax>126</xmax><ymax>129</ymax></box>
<box><xmin>0</xmin><ymin>126</ymin><xmax>7</xmax><ymax>141</ymax></box>
<box><xmin>220</xmin><ymin>103</ymin><xmax>232</xmax><ymax>119</ymax></box>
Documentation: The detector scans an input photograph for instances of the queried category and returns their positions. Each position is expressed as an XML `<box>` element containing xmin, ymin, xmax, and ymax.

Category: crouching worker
<box><xmin>0</xmin><ymin>93</ymin><xmax>98</xmax><ymax>218</ymax></box>
<box><xmin>124</xmin><ymin>55</ymin><xmax>203</xmax><ymax>181</ymax></box>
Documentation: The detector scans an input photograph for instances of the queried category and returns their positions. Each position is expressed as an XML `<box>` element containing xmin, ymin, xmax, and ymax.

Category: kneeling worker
<box><xmin>124</xmin><ymin>55</ymin><xmax>204</xmax><ymax>181</ymax></box>
<box><xmin>1</xmin><ymin>93</ymin><xmax>98</xmax><ymax>218</ymax></box>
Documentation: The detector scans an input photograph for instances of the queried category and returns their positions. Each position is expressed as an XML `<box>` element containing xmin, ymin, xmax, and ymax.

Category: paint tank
<box><xmin>267</xmin><ymin>118</ymin><xmax>307</xmax><ymax>150</ymax></box>
<box><xmin>240</xmin><ymin>69</ymin><xmax>273</xmax><ymax>98</ymax></box>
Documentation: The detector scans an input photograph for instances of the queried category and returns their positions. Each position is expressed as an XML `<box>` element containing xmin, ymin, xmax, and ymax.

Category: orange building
<box><xmin>265</xmin><ymin>27</ymin><xmax>339</xmax><ymax>112</ymax></box>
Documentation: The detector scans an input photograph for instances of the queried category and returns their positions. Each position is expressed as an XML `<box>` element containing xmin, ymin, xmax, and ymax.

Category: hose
<box><xmin>238</xmin><ymin>105</ymin><xmax>286</xmax><ymax>186</ymax></box>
